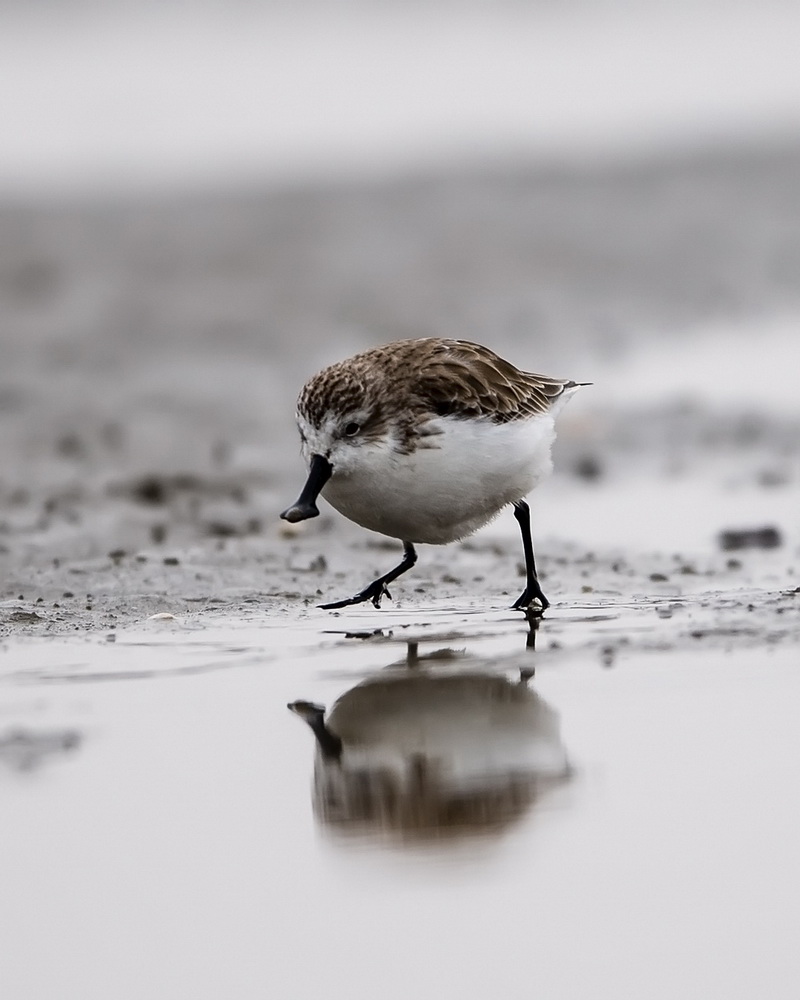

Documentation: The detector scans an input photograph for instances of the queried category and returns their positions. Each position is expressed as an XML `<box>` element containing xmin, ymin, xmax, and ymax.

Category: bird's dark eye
<box><xmin>344</xmin><ymin>422</ymin><xmax>360</xmax><ymax>437</ymax></box>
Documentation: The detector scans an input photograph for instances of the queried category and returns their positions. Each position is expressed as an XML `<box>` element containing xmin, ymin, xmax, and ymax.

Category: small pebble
<box><xmin>573</xmin><ymin>455</ymin><xmax>603</xmax><ymax>481</ymax></box>
<box><xmin>719</xmin><ymin>526</ymin><xmax>782</xmax><ymax>551</ymax></box>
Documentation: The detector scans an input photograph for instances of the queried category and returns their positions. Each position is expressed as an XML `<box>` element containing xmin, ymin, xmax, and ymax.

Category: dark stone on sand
<box><xmin>758</xmin><ymin>469</ymin><xmax>789</xmax><ymax>488</ymax></box>
<box><xmin>115</xmin><ymin>473</ymin><xmax>205</xmax><ymax>506</ymax></box>
<box><xmin>134</xmin><ymin>477</ymin><xmax>170</xmax><ymax>504</ymax></box>
<box><xmin>573</xmin><ymin>455</ymin><xmax>604</xmax><ymax>481</ymax></box>
<box><xmin>8</xmin><ymin>611</ymin><xmax>44</xmax><ymax>623</ymax></box>
<box><xmin>205</xmin><ymin>521</ymin><xmax>240</xmax><ymax>537</ymax></box>
<box><xmin>0</xmin><ymin>727</ymin><xmax>82</xmax><ymax>771</ymax></box>
<box><xmin>719</xmin><ymin>526</ymin><xmax>782</xmax><ymax>551</ymax></box>
<box><xmin>55</xmin><ymin>432</ymin><xmax>85</xmax><ymax>459</ymax></box>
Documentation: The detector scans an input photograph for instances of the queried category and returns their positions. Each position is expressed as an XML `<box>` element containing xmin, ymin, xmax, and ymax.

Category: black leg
<box><xmin>319</xmin><ymin>542</ymin><xmax>418</xmax><ymax>610</ymax></box>
<box><xmin>511</xmin><ymin>500</ymin><xmax>549</xmax><ymax>612</ymax></box>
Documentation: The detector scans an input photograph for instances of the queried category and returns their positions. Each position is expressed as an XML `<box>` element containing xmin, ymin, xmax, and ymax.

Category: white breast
<box><xmin>322</xmin><ymin>412</ymin><xmax>558</xmax><ymax>544</ymax></box>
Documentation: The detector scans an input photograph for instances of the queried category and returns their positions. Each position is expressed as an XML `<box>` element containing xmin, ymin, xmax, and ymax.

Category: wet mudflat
<box><xmin>2</xmin><ymin>140</ymin><xmax>800</xmax><ymax>997</ymax></box>
<box><xmin>2</xmin><ymin>600</ymin><xmax>800</xmax><ymax>1000</ymax></box>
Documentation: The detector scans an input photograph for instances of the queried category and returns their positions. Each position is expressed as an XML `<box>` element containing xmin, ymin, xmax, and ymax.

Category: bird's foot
<box><xmin>511</xmin><ymin>586</ymin><xmax>550</xmax><ymax>613</ymax></box>
<box><xmin>318</xmin><ymin>580</ymin><xmax>393</xmax><ymax>611</ymax></box>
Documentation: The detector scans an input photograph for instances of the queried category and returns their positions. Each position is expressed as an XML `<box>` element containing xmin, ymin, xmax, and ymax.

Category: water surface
<box><xmin>2</xmin><ymin>603</ymin><xmax>799</xmax><ymax>999</ymax></box>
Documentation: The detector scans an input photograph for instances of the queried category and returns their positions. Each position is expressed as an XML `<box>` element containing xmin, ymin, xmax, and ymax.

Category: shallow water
<box><xmin>3</xmin><ymin>604</ymin><xmax>800</xmax><ymax>999</ymax></box>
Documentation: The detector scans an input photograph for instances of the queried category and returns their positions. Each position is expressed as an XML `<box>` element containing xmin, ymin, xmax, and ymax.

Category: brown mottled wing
<box><xmin>414</xmin><ymin>339</ymin><xmax>576</xmax><ymax>422</ymax></box>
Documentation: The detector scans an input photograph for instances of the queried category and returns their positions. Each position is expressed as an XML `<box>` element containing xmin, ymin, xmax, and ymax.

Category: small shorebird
<box><xmin>280</xmin><ymin>338</ymin><xmax>587</xmax><ymax>611</ymax></box>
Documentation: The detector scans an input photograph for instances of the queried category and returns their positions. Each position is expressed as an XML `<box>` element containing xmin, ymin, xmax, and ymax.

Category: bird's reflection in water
<box><xmin>288</xmin><ymin>650</ymin><xmax>570</xmax><ymax>842</ymax></box>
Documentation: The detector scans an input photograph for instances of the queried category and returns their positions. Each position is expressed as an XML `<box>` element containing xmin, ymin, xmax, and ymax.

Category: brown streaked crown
<box><xmin>299</xmin><ymin>339</ymin><xmax>578</xmax><ymax>427</ymax></box>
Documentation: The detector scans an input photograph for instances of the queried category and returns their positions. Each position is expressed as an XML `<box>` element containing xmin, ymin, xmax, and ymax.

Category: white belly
<box><xmin>322</xmin><ymin>414</ymin><xmax>556</xmax><ymax>544</ymax></box>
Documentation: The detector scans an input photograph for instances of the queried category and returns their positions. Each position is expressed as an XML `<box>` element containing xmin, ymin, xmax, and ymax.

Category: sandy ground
<box><xmin>1</xmin><ymin>140</ymin><xmax>799</xmax><ymax>649</ymax></box>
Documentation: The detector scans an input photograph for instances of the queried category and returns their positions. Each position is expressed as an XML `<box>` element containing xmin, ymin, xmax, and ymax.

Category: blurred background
<box><xmin>1</xmin><ymin>0</ymin><xmax>799</xmax><ymax>587</ymax></box>
<box><xmin>4</xmin><ymin>10</ymin><xmax>799</xmax><ymax>995</ymax></box>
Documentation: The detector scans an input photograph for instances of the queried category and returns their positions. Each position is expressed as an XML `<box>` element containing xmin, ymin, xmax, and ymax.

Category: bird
<box><xmin>280</xmin><ymin>338</ymin><xmax>587</xmax><ymax>610</ymax></box>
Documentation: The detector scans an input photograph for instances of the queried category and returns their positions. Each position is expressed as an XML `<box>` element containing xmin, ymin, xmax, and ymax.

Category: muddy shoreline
<box><xmin>2</xmin><ymin>140</ymin><xmax>799</xmax><ymax>645</ymax></box>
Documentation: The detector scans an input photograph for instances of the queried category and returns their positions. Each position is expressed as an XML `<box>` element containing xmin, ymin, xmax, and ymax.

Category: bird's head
<box><xmin>280</xmin><ymin>366</ymin><xmax>389</xmax><ymax>522</ymax></box>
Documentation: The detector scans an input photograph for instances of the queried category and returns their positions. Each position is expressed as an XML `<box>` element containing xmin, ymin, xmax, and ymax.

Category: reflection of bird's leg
<box><xmin>406</xmin><ymin>641</ymin><xmax>419</xmax><ymax>667</ymax></box>
<box><xmin>519</xmin><ymin>608</ymin><xmax>541</xmax><ymax>683</ymax></box>
<box><xmin>525</xmin><ymin>607</ymin><xmax>541</xmax><ymax>651</ymax></box>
